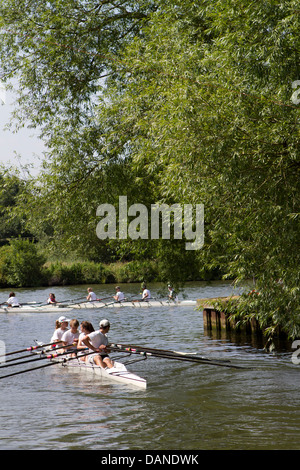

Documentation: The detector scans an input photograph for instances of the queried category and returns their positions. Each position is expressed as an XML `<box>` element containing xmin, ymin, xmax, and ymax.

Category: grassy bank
<box><xmin>43</xmin><ymin>260</ymin><xmax>161</xmax><ymax>286</ymax></box>
<box><xmin>0</xmin><ymin>258</ymin><xmax>221</xmax><ymax>288</ymax></box>
<box><xmin>0</xmin><ymin>239</ymin><xmax>222</xmax><ymax>288</ymax></box>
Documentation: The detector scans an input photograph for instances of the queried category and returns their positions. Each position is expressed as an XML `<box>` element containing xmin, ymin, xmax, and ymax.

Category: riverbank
<box><xmin>0</xmin><ymin>258</ymin><xmax>222</xmax><ymax>288</ymax></box>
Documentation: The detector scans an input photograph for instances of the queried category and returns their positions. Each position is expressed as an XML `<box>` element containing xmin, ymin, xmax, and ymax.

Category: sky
<box><xmin>0</xmin><ymin>82</ymin><xmax>45</xmax><ymax>177</ymax></box>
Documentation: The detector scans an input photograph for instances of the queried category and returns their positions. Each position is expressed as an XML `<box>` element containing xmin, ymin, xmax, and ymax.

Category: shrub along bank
<box><xmin>0</xmin><ymin>240</ymin><xmax>220</xmax><ymax>287</ymax></box>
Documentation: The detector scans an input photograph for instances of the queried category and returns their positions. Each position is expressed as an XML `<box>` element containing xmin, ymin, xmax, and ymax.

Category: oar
<box><xmin>0</xmin><ymin>342</ymin><xmax>66</xmax><ymax>365</ymax></box>
<box><xmin>0</xmin><ymin>346</ymin><xmax>81</xmax><ymax>369</ymax></box>
<box><xmin>97</xmin><ymin>299</ymin><xmax>127</xmax><ymax>308</ymax></box>
<box><xmin>0</xmin><ymin>350</ymin><xmax>95</xmax><ymax>380</ymax></box>
<box><xmin>0</xmin><ymin>359</ymin><xmax>63</xmax><ymax>379</ymax></box>
<box><xmin>109</xmin><ymin>342</ymin><xmax>213</xmax><ymax>358</ymax></box>
<box><xmin>109</xmin><ymin>343</ymin><xmax>249</xmax><ymax>369</ymax></box>
<box><xmin>72</xmin><ymin>298</ymin><xmax>127</xmax><ymax>309</ymax></box>
<box><xmin>114</xmin><ymin>343</ymin><xmax>231</xmax><ymax>363</ymax></box>
<box><xmin>58</xmin><ymin>296</ymin><xmax>87</xmax><ymax>304</ymax></box>
<box><xmin>0</xmin><ymin>341</ymin><xmax>63</xmax><ymax>359</ymax></box>
<box><xmin>117</xmin><ymin>347</ymin><xmax>248</xmax><ymax>369</ymax></box>
<box><xmin>26</xmin><ymin>296</ymin><xmax>88</xmax><ymax>309</ymax></box>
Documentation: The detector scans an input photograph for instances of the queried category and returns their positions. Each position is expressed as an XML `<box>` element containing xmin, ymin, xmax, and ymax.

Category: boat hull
<box><xmin>0</xmin><ymin>305</ymin><xmax>74</xmax><ymax>314</ymax></box>
<box><xmin>32</xmin><ymin>345</ymin><xmax>147</xmax><ymax>389</ymax></box>
<box><xmin>63</xmin><ymin>359</ymin><xmax>147</xmax><ymax>389</ymax></box>
<box><xmin>71</xmin><ymin>300</ymin><xmax>197</xmax><ymax>309</ymax></box>
<box><xmin>0</xmin><ymin>299</ymin><xmax>197</xmax><ymax>313</ymax></box>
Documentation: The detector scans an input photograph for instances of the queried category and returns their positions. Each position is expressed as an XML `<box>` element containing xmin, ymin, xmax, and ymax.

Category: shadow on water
<box><xmin>204</xmin><ymin>327</ymin><xmax>294</xmax><ymax>353</ymax></box>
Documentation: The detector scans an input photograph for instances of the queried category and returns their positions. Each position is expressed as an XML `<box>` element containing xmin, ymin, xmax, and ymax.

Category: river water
<box><xmin>0</xmin><ymin>281</ymin><xmax>299</xmax><ymax>450</ymax></box>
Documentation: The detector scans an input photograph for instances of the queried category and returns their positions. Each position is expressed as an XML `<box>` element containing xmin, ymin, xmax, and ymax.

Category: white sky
<box><xmin>0</xmin><ymin>83</ymin><xmax>45</xmax><ymax>176</ymax></box>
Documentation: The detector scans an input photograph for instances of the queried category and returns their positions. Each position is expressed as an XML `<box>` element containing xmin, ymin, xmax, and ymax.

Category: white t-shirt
<box><xmin>142</xmin><ymin>289</ymin><xmax>151</xmax><ymax>299</ymax></box>
<box><xmin>61</xmin><ymin>329</ymin><xmax>79</xmax><ymax>345</ymax></box>
<box><xmin>78</xmin><ymin>332</ymin><xmax>85</xmax><ymax>346</ymax></box>
<box><xmin>51</xmin><ymin>327</ymin><xmax>69</xmax><ymax>343</ymax></box>
<box><xmin>115</xmin><ymin>291</ymin><xmax>125</xmax><ymax>301</ymax></box>
<box><xmin>87</xmin><ymin>330</ymin><xmax>108</xmax><ymax>355</ymax></box>
<box><xmin>88</xmin><ymin>291</ymin><xmax>97</xmax><ymax>301</ymax></box>
<box><xmin>7</xmin><ymin>296</ymin><xmax>20</xmax><ymax>307</ymax></box>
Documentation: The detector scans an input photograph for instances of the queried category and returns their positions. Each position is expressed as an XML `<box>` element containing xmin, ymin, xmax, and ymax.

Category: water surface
<box><xmin>0</xmin><ymin>281</ymin><xmax>298</xmax><ymax>450</ymax></box>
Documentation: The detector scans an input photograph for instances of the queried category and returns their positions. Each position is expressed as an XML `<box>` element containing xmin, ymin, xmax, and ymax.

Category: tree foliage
<box><xmin>0</xmin><ymin>167</ymin><xmax>33</xmax><ymax>244</ymax></box>
<box><xmin>0</xmin><ymin>0</ymin><xmax>299</xmax><ymax>340</ymax></box>
<box><xmin>0</xmin><ymin>238</ymin><xmax>46</xmax><ymax>286</ymax></box>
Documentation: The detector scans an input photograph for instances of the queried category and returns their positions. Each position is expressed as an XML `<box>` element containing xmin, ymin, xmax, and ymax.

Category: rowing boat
<box><xmin>70</xmin><ymin>299</ymin><xmax>197</xmax><ymax>309</ymax></box>
<box><xmin>60</xmin><ymin>357</ymin><xmax>147</xmax><ymax>389</ymax></box>
<box><xmin>0</xmin><ymin>299</ymin><xmax>197</xmax><ymax>313</ymax></box>
<box><xmin>33</xmin><ymin>344</ymin><xmax>147</xmax><ymax>389</ymax></box>
<box><xmin>0</xmin><ymin>304</ymin><xmax>74</xmax><ymax>314</ymax></box>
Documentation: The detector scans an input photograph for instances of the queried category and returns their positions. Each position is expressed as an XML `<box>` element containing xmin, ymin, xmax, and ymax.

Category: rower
<box><xmin>113</xmin><ymin>286</ymin><xmax>125</xmax><ymax>302</ymax></box>
<box><xmin>86</xmin><ymin>287</ymin><xmax>97</xmax><ymax>301</ymax></box>
<box><xmin>6</xmin><ymin>292</ymin><xmax>20</xmax><ymax>308</ymax></box>
<box><xmin>82</xmin><ymin>319</ymin><xmax>114</xmax><ymax>369</ymax></box>
<box><xmin>168</xmin><ymin>285</ymin><xmax>178</xmax><ymax>302</ymax></box>
<box><xmin>61</xmin><ymin>319</ymin><xmax>80</xmax><ymax>352</ymax></box>
<box><xmin>77</xmin><ymin>321</ymin><xmax>95</xmax><ymax>361</ymax></box>
<box><xmin>47</xmin><ymin>293</ymin><xmax>57</xmax><ymax>304</ymax></box>
<box><xmin>50</xmin><ymin>316</ymin><xmax>70</xmax><ymax>344</ymax></box>
<box><xmin>142</xmin><ymin>286</ymin><xmax>151</xmax><ymax>301</ymax></box>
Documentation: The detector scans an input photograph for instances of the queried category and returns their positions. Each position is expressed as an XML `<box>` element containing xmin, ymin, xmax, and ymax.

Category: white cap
<box><xmin>58</xmin><ymin>316</ymin><xmax>70</xmax><ymax>323</ymax></box>
<box><xmin>99</xmin><ymin>319</ymin><xmax>110</xmax><ymax>328</ymax></box>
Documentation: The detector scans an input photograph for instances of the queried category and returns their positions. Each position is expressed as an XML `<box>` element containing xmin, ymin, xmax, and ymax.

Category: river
<box><xmin>0</xmin><ymin>281</ymin><xmax>299</xmax><ymax>450</ymax></box>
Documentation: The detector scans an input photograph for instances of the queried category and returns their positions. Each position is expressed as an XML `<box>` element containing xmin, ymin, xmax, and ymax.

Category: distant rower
<box><xmin>142</xmin><ymin>286</ymin><xmax>151</xmax><ymax>301</ymax></box>
<box><xmin>6</xmin><ymin>292</ymin><xmax>20</xmax><ymax>308</ymax></box>
<box><xmin>87</xmin><ymin>287</ymin><xmax>97</xmax><ymax>301</ymax></box>
<box><xmin>114</xmin><ymin>286</ymin><xmax>125</xmax><ymax>302</ymax></box>
<box><xmin>168</xmin><ymin>285</ymin><xmax>178</xmax><ymax>302</ymax></box>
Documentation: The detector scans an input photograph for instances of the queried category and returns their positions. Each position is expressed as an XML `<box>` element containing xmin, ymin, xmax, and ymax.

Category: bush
<box><xmin>108</xmin><ymin>260</ymin><xmax>159</xmax><ymax>283</ymax></box>
<box><xmin>0</xmin><ymin>239</ymin><xmax>46</xmax><ymax>287</ymax></box>
<box><xmin>44</xmin><ymin>261</ymin><xmax>109</xmax><ymax>285</ymax></box>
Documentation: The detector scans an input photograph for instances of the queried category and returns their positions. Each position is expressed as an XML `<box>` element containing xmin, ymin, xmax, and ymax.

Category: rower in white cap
<box><xmin>82</xmin><ymin>319</ymin><xmax>114</xmax><ymax>369</ymax></box>
<box><xmin>50</xmin><ymin>316</ymin><xmax>71</xmax><ymax>344</ymax></box>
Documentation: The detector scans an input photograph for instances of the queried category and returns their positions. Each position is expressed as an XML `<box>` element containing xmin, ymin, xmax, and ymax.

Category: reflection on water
<box><xmin>0</xmin><ymin>281</ymin><xmax>299</xmax><ymax>450</ymax></box>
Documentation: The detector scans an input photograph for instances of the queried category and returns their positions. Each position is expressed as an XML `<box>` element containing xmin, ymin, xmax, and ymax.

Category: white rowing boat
<box><xmin>33</xmin><ymin>345</ymin><xmax>147</xmax><ymax>389</ymax></box>
<box><xmin>60</xmin><ymin>357</ymin><xmax>147</xmax><ymax>389</ymax></box>
<box><xmin>0</xmin><ymin>299</ymin><xmax>197</xmax><ymax>313</ymax></box>
<box><xmin>0</xmin><ymin>304</ymin><xmax>74</xmax><ymax>314</ymax></box>
<box><xmin>70</xmin><ymin>299</ymin><xmax>197</xmax><ymax>309</ymax></box>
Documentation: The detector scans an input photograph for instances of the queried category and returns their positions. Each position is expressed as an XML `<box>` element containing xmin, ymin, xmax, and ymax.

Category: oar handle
<box><xmin>0</xmin><ymin>341</ymin><xmax>63</xmax><ymax>359</ymax></box>
<box><xmin>0</xmin><ymin>349</ymin><xmax>96</xmax><ymax>380</ymax></box>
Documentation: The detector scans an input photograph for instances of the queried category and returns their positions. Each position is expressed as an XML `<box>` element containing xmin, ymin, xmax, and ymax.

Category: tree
<box><xmin>0</xmin><ymin>0</ymin><xmax>299</xmax><ymax>341</ymax></box>
<box><xmin>0</xmin><ymin>167</ymin><xmax>33</xmax><ymax>245</ymax></box>
<box><xmin>0</xmin><ymin>238</ymin><xmax>46</xmax><ymax>286</ymax></box>
<box><xmin>93</xmin><ymin>1</ymin><xmax>300</xmax><ymax>340</ymax></box>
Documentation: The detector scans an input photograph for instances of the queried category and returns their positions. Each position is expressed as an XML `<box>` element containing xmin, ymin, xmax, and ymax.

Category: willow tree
<box><xmin>96</xmin><ymin>1</ymin><xmax>300</xmax><ymax>341</ymax></box>
<box><xmin>0</xmin><ymin>0</ymin><xmax>158</xmax><ymax>258</ymax></box>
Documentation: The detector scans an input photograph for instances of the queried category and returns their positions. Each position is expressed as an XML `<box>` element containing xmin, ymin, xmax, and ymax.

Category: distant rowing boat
<box><xmin>70</xmin><ymin>299</ymin><xmax>197</xmax><ymax>309</ymax></box>
<box><xmin>0</xmin><ymin>299</ymin><xmax>197</xmax><ymax>313</ymax></box>
<box><xmin>0</xmin><ymin>304</ymin><xmax>74</xmax><ymax>314</ymax></box>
